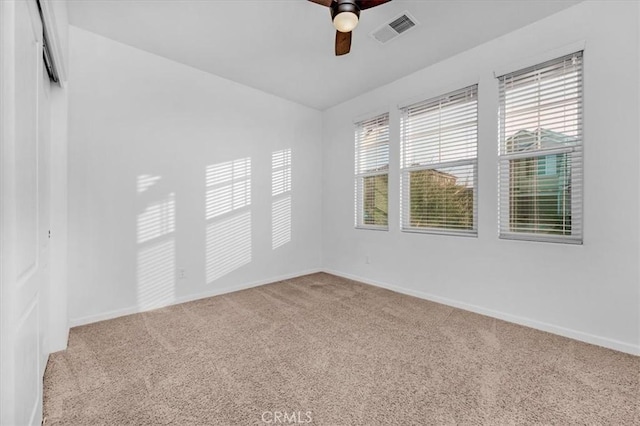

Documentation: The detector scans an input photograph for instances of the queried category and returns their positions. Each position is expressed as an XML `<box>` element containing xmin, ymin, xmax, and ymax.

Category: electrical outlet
<box><xmin>178</xmin><ymin>268</ymin><xmax>186</xmax><ymax>279</ymax></box>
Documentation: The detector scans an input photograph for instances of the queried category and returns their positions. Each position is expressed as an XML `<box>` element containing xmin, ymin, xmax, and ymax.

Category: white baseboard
<box><xmin>69</xmin><ymin>268</ymin><xmax>322</xmax><ymax>328</ymax></box>
<box><xmin>68</xmin><ymin>267</ymin><xmax>639</xmax><ymax>356</ymax></box>
<box><xmin>48</xmin><ymin>324</ymin><xmax>70</xmax><ymax>353</ymax></box>
<box><xmin>324</xmin><ymin>268</ymin><xmax>640</xmax><ymax>356</ymax></box>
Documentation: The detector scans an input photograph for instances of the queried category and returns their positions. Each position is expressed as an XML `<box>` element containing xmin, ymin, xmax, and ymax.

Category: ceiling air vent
<box><xmin>370</xmin><ymin>12</ymin><xmax>418</xmax><ymax>45</ymax></box>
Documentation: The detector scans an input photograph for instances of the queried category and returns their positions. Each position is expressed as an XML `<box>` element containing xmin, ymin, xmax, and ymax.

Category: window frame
<box><xmin>354</xmin><ymin>113</ymin><xmax>390</xmax><ymax>231</ymax></box>
<box><xmin>400</xmin><ymin>85</ymin><xmax>479</xmax><ymax>237</ymax></box>
<box><xmin>497</xmin><ymin>51</ymin><xmax>584</xmax><ymax>244</ymax></box>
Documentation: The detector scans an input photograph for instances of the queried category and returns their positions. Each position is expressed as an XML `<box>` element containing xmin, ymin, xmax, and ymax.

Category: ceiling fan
<box><xmin>308</xmin><ymin>0</ymin><xmax>392</xmax><ymax>56</ymax></box>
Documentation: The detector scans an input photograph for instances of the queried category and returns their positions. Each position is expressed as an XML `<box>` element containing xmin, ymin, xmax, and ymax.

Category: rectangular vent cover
<box><xmin>371</xmin><ymin>12</ymin><xmax>418</xmax><ymax>44</ymax></box>
<box><xmin>389</xmin><ymin>14</ymin><xmax>416</xmax><ymax>34</ymax></box>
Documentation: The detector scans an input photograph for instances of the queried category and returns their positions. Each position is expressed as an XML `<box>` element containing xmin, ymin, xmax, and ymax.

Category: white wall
<box><xmin>322</xmin><ymin>0</ymin><xmax>640</xmax><ymax>355</ymax></box>
<box><xmin>67</xmin><ymin>27</ymin><xmax>323</xmax><ymax>325</ymax></box>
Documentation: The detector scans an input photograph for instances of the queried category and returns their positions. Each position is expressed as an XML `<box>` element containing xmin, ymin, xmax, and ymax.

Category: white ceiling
<box><xmin>67</xmin><ymin>0</ymin><xmax>582</xmax><ymax>110</ymax></box>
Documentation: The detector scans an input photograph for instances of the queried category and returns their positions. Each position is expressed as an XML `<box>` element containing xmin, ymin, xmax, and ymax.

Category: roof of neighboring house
<box><xmin>507</xmin><ymin>128</ymin><xmax>577</xmax><ymax>152</ymax></box>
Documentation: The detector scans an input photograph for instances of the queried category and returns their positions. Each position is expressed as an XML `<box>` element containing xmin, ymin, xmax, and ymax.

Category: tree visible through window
<box><xmin>400</xmin><ymin>85</ymin><xmax>478</xmax><ymax>235</ymax></box>
<box><xmin>362</xmin><ymin>174</ymin><xmax>388</xmax><ymax>226</ymax></box>
<box><xmin>409</xmin><ymin>169</ymin><xmax>474</xmax><ymax>229</ymax></box>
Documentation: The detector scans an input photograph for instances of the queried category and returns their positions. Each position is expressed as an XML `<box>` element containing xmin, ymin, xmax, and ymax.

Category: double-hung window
<box><xmin>498</xmin><ymin>52</ymin><xmax>583</xmax><ymax>244</ymax></box>
<box><xmin>355</xmin><ymin>113</ymin><xmax>389</xmax><ymax>229</ymax></box>
<box><xmin>400</xmin><ymin>86</ymin><xmax>478</xmax><ymax>235</ymax></box>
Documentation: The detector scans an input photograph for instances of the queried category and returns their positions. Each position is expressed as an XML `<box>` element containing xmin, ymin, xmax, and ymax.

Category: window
<box><xmin>498</xmin><ymin>51</ymin><xmax>583</xmax><ymax>244</ymax></box>
<box><xmin>355</xmin><ymin>113</ymin><xmax>389</xmax><ymax>229</ymax></box>
<box><xmin>400</xmin><ymin>85</ymin><xmax>478</xmax><ymax>235</ymax></box>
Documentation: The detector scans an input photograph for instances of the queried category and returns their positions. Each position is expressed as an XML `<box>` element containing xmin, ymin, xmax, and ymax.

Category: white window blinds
<box><xmin>355</xmin><ymin>113</ymin><xmax>389</xmax><ymax>229</ymax></box>
<box><xmin>400</xmin><ymin>85</ymin><xmax>478</xmax><ymax>235</ymax></box>
<box><xmin>498</xmin><ymin>51</ymin><xmax>583</xmax><ymax>244</ymax></box>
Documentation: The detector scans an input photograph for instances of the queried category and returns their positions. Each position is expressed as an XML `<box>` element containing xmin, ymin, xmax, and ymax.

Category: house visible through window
<box><xmin>498</xmin><ymin>51</ymin><xmax>583</xmax><ymax>243</ymax></box>
<box><xmin>354</xmin><ymin>113</ymin><xmax>389</xmax><ymax>229</ymax></box>
<box><xmin>400</xmin><ymin>85</ymin><xmax>478</xmax><ymax>235</ymax></box>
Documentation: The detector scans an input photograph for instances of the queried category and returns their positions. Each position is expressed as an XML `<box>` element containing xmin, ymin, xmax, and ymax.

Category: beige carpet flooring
<box><xmin>44</xmin><ymin>273</ymin><xmax>639</xmax><ymax>425</ymax></box>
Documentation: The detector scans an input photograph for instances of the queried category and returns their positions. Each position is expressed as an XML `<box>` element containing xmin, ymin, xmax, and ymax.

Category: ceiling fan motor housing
<box><xmin>331</xmin><ymin>0</ymin><xmax>360</xmax><ymax>22</ymax></box>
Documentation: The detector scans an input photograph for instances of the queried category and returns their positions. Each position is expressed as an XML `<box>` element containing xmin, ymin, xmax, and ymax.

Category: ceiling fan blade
<box><xmin>335</xmin><ymin>30</ymin><xmax>352</xmax><ymax>56</ymax></box>
<box><xmin>308</xmin><ymin>0</ymin><xmax>334</xmax><ymax>6</ymax></box>
<box><xmin>358</xmin><ymin>0</ymin><xmax>391</xmax><ymax>10</ymax></box>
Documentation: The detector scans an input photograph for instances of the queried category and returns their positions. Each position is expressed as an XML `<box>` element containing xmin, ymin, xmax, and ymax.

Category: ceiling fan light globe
<box><xmin>333</xmin><ymin>11</ymin><xmax>359</xmax><ymax>32</ymax></box>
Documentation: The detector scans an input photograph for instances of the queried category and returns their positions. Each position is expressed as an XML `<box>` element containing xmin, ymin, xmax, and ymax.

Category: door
<box><xmin>0</xmin><ymin>0</ymin><xmax>51</xmax><ymax>424</ymax></box>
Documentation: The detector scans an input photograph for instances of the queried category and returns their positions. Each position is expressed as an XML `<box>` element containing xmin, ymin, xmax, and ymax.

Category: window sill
<box><xmin>355</xmin><ymin>226</ymin><xmax>388</xmax><ymax>232</ymax></box>
<box><xmin>499</xmin><ymin>232</ymin><xmax>582</xmax><ymax>245</ymax></box>
<box><xmin>401</xmin><ymin>227</ymin><xmax>477</xmax><ymax>238</ymax></box>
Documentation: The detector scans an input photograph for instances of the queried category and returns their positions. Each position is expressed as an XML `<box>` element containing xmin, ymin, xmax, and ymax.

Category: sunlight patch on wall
<box><xmin>205</xmin><ymin>158</ymin><xmax>252</xmax><ymax>283</ymax></box>
<box><xmin>137</xmin><ymin>174</ymin><xmax>162</xmax><ymax>193</ymax></box>
<box><xmin>137</xmin><ymin>239</ymin><xmax>175</xmax><ymax>310</ymax></box>
<box><xmin>272</xmin><ymin>149</ymin><xmax>291</xmax><ymax>196</ymax></box>
<box><xmin>206</xmin><ymin>158</ymin><xmax>251</xmax><ymax>220</ymax></box>
<box><xmin>206</xmin><ymin>211</ymin><xmax>252</xmax><ymax>283</ymax></box>
<box><xmin>137</xmin><ymin>192</ymin><xmax>176</xmax><ymax>244</ymax></box>
<box><xmin>136</xmin><ymin>175</ymin><xmax>176</xmax><ymax>310</ymax></box>
<box><xmin>272</xmin><ymin>196</ymin><xmax>291</xmax><ymax>250</ymax></box>
<box><xmin>271</xmin><ymin>149</ymin><xmax>292</xmax><ymax>250</ymax></box>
